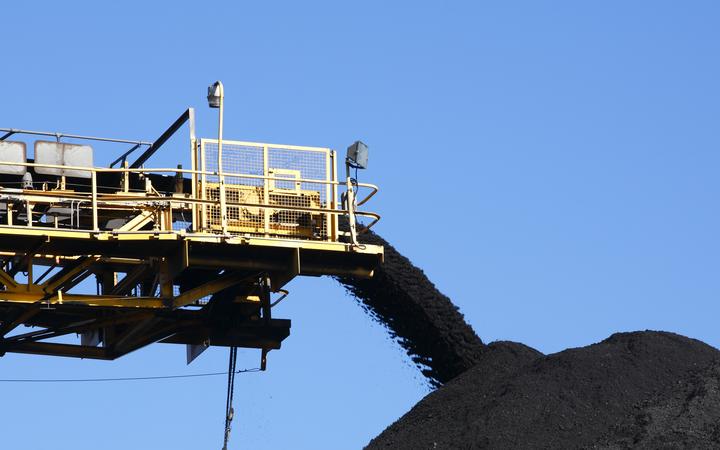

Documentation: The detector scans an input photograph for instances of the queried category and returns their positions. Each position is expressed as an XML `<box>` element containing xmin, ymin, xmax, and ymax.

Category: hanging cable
<box><xmin>222</xmin><ymin>346</ymin><xmax>238</xmax><ymax>450</ymax></box>
<box><xmin>0</xmin><ymin>368</ymin><xmax>259</xmax><ymax>383</ymax></box>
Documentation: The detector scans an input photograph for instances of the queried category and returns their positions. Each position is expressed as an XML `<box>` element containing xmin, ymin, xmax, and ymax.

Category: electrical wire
<box><xmin>0</xmin><ymin>367</ymin><xmax>259</xmax><ymax>383</ymax></box>
<box><xmin>222</xmin><ymin>347</ymin><xmax>239</xmax><ymax>450</ymax></box>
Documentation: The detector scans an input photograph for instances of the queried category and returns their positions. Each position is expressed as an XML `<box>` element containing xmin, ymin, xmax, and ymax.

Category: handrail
<box><xmin>0</xmin><ymin>128</ymin><xmax>152</xmax><ymax>146</ymax></box>
<box><xmin>355</xmin><ymin>183</ymin><xmax>379</xmax><ymax>207</ymax></box>
<box><xmin>0</xmin><ymin>160</ymin><xmax>378</xmax><ymax>193</ymax></box>
<box><xmin>201</xmin><ymin>138</ymin><xmax>331</xmax><ymax>154</ymax></box>
<box><xmin>0</xmin><ymin>180</ymin><xmax>381</xmax><ymax>232</ymax></box>
<box><xmin>0</xmin><ymin>145</ymin><xmax>382</xmax><ymax>237</ymax></box>
<box><xmin>94</xmin><ymin>193</ymin><xmax>380</xmax><ymax>224</ymax></box>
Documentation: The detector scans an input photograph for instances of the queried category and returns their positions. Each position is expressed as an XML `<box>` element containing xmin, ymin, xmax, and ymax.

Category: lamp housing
<box><xmin>346</xmin><ymin>140</ymin><xmax>369</xmax><ymax>169</ymax></box>
<box><xmin>207</xmin><ymin>82</ymin><xmax>222</xmax><ymax>108</ymax></box>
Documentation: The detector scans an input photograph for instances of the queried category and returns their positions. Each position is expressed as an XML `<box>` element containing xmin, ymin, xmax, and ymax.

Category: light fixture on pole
<box><xmin>207</xmin><ymin>81</ymin><xmax>227</xmax><ymax>233</ymax></box>
<box><xmin>346</xmin><ymin>140</ymin><xmax>368</xmax><ymax>170</ymax></box>
<box><xmin>344</xmin><ymin>140</ymin><xmax>369</xmax><ymax>246</ymax></box>
<box><xmin>207</xmin><ymin>82</ymin><xmax>223</xmax><ymax>108</ymax></box>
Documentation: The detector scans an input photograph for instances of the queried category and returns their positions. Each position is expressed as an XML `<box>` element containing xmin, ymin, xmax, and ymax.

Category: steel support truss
<box><xmin>0</xmin><ymin>237</ymin><xmax>299</xmax><ymax>362</ymax></box>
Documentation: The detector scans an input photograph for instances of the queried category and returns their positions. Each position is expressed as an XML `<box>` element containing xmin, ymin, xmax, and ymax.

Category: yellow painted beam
<box><xmin>0</xmin><ymin>291</ymin><xmax>165</xmax><ymax>308</ymax></box>
<box><xmin>43</xmin><ymin>256</ymin><xmax>100</xmax><ymax>293</ymax></box>
<box><xmin>0</xmin><ymin>267</ymin><xmax>18</xmax><ymax>289</ymax></box>
<box><xmin>173</xmin><ymin>272</ymin><xmax>250</xmax><ymax>308</ymax></box>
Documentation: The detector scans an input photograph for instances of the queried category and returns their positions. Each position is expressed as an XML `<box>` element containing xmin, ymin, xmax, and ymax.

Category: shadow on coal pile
<box><xmin>367</xmin><ymin>331</ymin><xmax>720</xmax><ymax>450</ymax></box>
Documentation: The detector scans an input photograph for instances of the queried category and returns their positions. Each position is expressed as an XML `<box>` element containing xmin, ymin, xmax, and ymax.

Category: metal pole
<box><xmin>91</xmin><ymin>171</ymin><xmax>99</xmax><ymax>231</ymax></box>
<box><xmin>345</xmin><ymin>162</ymin><xmax>358</xmax><ymax>246</ymax></box>
<box><xmin>0</xmin><ymin>128</ymin><xmax>151</xmax><ymax>146</ymax></box>
<box><xmin>188</xmin><ymin>108</ymin><xmax>198</xmax><ymax>232</ymax></box>
<box><xmin>217</xmin><ymin>82</ymin><xmax>227</xmax><ymax>234</ymax></box>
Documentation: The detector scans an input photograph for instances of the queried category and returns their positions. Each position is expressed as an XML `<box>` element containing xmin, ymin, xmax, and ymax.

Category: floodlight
<box><xmin>346</xmin><ymin>141</ymin><xmax>369</xmax><ymax>169</ymax></box>
<box><xmin>207</xmin><ymin>81</ymin><xmax>223</xmax><ymax>108</ymax></box>
<box><xmin>207</xmin><ymin>80</ymin><xmax>227</xmax><ymax>232</ymax></box>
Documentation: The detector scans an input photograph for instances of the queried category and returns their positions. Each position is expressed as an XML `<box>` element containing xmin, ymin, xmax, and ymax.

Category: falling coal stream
<box><xmin>336</xmin><ymin>227</ymin><xmax>485</xmax><ymax>387</ymax></box>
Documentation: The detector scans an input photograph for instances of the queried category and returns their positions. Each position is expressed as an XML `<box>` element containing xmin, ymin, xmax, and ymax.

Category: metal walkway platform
<box><xmin>0</xmin><ymin>107</ymin><xmax>382</xmax><ymax>366</ymax></box>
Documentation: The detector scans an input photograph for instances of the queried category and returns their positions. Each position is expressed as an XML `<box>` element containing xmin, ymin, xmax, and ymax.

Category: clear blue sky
<box><xmin>1</xmin><ymin>1</ymin><xmax>719</xmax><ymax>449</ymax></box>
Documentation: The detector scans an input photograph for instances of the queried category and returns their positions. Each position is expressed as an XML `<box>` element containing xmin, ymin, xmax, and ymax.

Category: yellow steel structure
<box><xmin>0</xmin><ymin>107</ymin><xmax>382</xmax><ymax>365</ymax></box>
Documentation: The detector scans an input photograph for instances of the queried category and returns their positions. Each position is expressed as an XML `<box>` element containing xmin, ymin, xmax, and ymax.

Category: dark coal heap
<box><xmin>338</xmin><ymin>227</ymin><xmax>720</xmax><ymax>449</ymax></box>
<box><xmin>590</xmin><ymin>358</ymin><xmax>720</xmax><ymax>449</ymax></box>
<box><xmin>367</xmin><ymin>332</ymin><xmax>720</xmax><ymax>449</ymax></box>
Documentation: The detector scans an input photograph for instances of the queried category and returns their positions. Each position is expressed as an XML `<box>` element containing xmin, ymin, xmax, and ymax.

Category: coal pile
<box><xmin>337</xmin><ymin>228</ymin><xmax>720</xmax><ymax>447</ymax></box>
<box><xmin>367</xmin><ymin>331</ymin><xmax>720</xmax><ymax>449</ymax></box>
<box><xmin>336</xmin><ymin>227</ymin><xmax>485</xmax><ymax>386</ymax></box>
<box><xmin>590</xmin><ymin>359</ymin><xmax>720</xmax><ymax>449</ymax></box>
